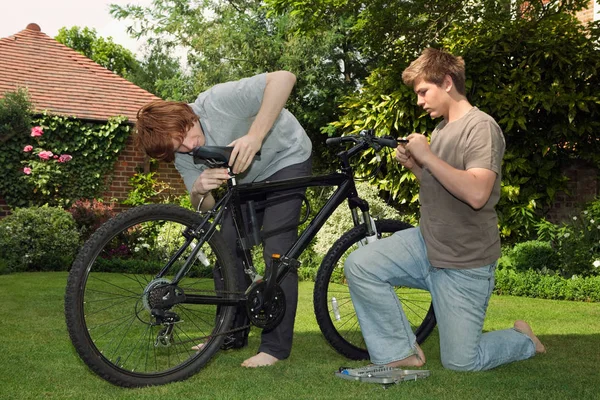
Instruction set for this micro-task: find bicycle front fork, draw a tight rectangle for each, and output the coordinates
[350,207,378,246]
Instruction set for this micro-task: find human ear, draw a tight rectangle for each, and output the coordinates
[443,75,453,93]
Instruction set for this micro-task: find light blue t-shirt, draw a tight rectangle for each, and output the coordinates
[174,73,312,192]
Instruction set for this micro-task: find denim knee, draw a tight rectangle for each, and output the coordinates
[343,250,362,283]
[441,355,482,372]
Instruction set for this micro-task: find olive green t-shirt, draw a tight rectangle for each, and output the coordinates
[419,107,505,269]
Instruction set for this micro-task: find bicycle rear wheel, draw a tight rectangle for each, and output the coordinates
[314,219,436,360]
[65,204,237,387]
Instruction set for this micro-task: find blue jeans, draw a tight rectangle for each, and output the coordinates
[344,227,536,371]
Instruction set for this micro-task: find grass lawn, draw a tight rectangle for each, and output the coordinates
[1,272,599,400]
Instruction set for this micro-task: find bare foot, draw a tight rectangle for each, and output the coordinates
[386,343,426,368]
[191,343,205,351]
[514,320,546,353]
[241,352,279,368]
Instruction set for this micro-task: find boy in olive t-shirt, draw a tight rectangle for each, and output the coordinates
[344,48,545,371]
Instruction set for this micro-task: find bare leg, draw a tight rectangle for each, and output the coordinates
[514,320,546,353]
[241,352,279,368]
[385,343,426,368]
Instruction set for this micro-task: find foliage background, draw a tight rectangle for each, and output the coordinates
[104,0,600,243]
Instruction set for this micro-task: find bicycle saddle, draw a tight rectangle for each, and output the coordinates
[189,146,262,168]
[192,146,232,167]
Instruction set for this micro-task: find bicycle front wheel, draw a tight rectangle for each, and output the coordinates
[65,204,237,387]
[314,219,436,360]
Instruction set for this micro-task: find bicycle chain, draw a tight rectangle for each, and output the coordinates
[162,287,251,347]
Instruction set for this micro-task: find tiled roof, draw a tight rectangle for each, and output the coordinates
[0,23,160,123]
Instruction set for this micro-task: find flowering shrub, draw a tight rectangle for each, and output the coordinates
[21,126,73,203]
[313,181,411,256]
[68,199,116,241]
[0,89,130,209]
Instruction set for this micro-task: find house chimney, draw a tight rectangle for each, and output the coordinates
[26,23,41,32]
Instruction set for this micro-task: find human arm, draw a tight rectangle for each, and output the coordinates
[405,133,497,210]
[228,71,297,174]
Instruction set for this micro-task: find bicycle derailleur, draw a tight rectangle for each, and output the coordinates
[141,278,186,347]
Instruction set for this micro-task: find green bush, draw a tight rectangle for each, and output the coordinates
[507,240,560,273]
[0,206,80,273]
[313,181,413,256]
[329,8,600,244]
[494,268,600,302]
[123,171,173,206]
[536,199,600,278]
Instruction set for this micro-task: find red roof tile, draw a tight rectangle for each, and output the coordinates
[0,23,160,123]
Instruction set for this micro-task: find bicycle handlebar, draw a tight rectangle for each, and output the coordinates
[326,129,403,151]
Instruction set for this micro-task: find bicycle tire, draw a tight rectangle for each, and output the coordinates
[314,219,437,360]
[65,204,237,387]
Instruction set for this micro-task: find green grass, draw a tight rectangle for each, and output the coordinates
[1,272,599,400]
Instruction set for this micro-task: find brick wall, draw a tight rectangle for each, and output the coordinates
[545,161,599,223]
[0,198,9,217]
[576,0,596,24]
[102,136,188,213]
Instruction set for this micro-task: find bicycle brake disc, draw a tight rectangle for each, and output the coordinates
[246,281,286,330]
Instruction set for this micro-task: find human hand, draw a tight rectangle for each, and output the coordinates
[403,133,432,167]
[192,168,230,195]
[395,140,416,169]
[228,134,262,174]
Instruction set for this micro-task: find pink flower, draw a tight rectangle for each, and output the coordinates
[58,154,73,163]
[23,145,33,152]
[23,167,32,175]
[38,150,53,160]
[30,126,43,137]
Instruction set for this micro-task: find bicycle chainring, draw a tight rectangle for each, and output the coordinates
[245,281,286,330]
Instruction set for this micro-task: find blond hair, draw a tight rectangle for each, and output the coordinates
[402,48,466,95]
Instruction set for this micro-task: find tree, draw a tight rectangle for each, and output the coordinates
[55,26,139,78]
[327,0,600,242]
[56,26,194,101]
[110,0,368,169]
[110,0,600,240]
[128,41,196,101]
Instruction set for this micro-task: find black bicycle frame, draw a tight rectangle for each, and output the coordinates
[179,173,374,307]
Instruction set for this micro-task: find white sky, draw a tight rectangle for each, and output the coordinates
[0,0,153,55]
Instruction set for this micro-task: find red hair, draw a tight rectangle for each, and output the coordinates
[135,100,199,162]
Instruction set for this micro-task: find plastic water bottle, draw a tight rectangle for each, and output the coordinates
[190,242,210,266]
[331,297,341,321]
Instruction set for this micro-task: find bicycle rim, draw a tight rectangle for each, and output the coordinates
[65,204,237,387]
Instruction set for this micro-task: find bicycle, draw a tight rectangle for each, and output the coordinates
[64,130,436,387]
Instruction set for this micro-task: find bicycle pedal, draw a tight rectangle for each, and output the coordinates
[335,366,430,385]
[220,334,248,350]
